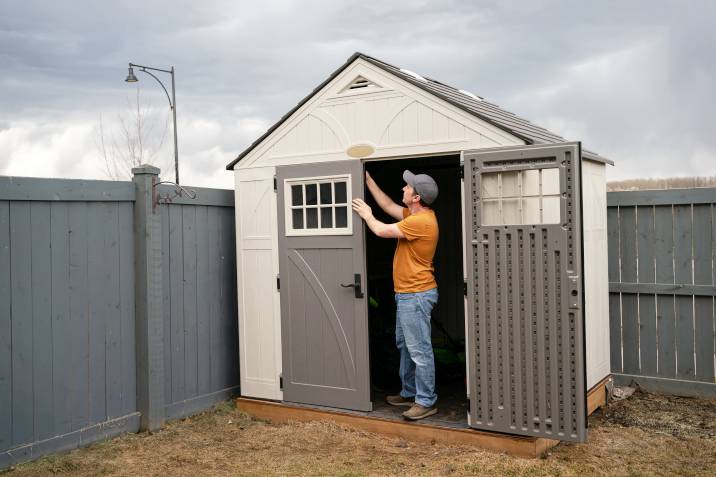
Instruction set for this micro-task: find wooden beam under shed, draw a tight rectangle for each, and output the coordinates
[236,398,559,458]
[236,376,611,458]
[587,375,612,416]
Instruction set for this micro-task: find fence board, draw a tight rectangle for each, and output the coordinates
[68,202,90,431]
[118,202,136,416]
[105,203,123,419]
[654,206,675,283]
[87,204,108,424]
[657,295,677,377]
[637,206,657,374]
[10,202,33,446]
[693,204,714,380]
[182,206,199,400]
[609,293,622,372]
[208,207,223,391]
[653,206,676,377]
[161,206,172,404]
[31,202,54,441]
[221,207,239,388]
[196,206,211,395]
[673,205,694,378]
[51,204,72,436]
[0,177,135,202]
[607,207,620,282]
[620,207,637,283]
[168,206,185,403]
[608,187,716,206]
[0,202,11,450]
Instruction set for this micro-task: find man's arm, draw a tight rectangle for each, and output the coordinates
[365,172,404,221]
[352,198,405,239]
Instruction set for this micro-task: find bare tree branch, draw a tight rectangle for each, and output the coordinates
[95,86,172,181]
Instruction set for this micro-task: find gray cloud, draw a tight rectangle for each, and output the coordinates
[1,0,714,184]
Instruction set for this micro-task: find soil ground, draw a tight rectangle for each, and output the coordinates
[3,389,715,477]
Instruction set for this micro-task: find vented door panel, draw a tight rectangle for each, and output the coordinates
[463,143,586,442]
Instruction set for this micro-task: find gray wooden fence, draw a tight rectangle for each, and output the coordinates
[608,188,716,397]
[159,185,239,419]
[0,169,238,469]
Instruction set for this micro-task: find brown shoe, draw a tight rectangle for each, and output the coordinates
[402,404,438,420]
[386,394,414,407]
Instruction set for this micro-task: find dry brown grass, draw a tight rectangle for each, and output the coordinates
[3,391,715,477]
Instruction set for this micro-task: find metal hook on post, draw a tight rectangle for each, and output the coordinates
[152,180,197,208]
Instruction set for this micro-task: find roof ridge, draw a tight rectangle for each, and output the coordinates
[227,52,604,170]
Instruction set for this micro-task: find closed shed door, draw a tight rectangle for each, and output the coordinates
[463,143,587,442]
[276,160,371,411]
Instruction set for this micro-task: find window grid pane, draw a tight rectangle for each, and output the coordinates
[480,168,561,225]
[286,177,351,233]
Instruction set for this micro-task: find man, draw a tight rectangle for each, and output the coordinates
[351,169,439,420]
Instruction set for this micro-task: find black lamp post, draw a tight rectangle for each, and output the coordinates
[125,63,180,185]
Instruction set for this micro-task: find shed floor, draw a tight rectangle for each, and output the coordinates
[370,382,468,428]
[283,381,468,429]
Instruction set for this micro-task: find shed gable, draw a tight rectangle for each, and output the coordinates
[235,59,523,169]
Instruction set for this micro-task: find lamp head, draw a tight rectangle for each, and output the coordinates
[125,66,138,83]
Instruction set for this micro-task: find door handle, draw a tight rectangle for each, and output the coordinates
[340,273,364,299]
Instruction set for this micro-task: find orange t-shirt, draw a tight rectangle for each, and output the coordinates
[393,208,439,293]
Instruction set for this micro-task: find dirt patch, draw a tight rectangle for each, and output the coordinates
[3,393,715,477]
[600,389,716,439]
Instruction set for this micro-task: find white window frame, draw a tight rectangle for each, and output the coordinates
[480,167,563,226]
[283,174,353,236]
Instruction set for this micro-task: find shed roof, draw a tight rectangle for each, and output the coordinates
[227,52,611,169]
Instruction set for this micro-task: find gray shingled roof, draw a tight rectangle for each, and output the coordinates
[227,52,610,169]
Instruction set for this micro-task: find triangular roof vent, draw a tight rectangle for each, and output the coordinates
[341,75,380,93]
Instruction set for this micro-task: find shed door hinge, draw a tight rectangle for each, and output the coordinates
[463,280,468,296]
[279,374,283,390]
[459,167,464,180]
[276,275,280,291]
[273,176,277,191]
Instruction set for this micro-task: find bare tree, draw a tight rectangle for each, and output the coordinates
[96,87,171,180]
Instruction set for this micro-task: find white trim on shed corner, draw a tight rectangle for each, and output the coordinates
[234,166,283,401]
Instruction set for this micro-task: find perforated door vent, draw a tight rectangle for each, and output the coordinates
[463,143,586,443]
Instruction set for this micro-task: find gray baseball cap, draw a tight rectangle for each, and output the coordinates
[403,170,439,205]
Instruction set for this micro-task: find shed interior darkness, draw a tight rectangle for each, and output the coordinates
[364,155,468,426]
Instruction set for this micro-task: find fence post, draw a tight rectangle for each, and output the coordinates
[132,165,165,431]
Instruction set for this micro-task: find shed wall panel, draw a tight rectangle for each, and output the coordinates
[581,160,610,389]
[234,168,283,400]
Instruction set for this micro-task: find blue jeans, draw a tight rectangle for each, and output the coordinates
[395,288,438,407]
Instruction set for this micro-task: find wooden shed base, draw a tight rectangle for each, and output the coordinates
[587,375,612,415]
[236,375,611,459]
[237,398,557,458]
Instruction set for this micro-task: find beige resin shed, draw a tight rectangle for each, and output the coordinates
[226,52,612,443]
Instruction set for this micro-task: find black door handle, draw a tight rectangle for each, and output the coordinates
[340,273,364,299]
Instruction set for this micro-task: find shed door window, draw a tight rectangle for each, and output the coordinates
[285,175,351,235]
[481,168,561,225]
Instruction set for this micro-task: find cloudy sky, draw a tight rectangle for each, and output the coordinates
[1,0,714,188]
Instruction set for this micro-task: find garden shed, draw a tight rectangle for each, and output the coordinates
[226,52,612,446]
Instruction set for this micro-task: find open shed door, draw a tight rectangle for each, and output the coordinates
[463,142,587,442]
[276,160,371,411]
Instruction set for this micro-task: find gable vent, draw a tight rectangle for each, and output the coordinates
[341,76,379,93]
